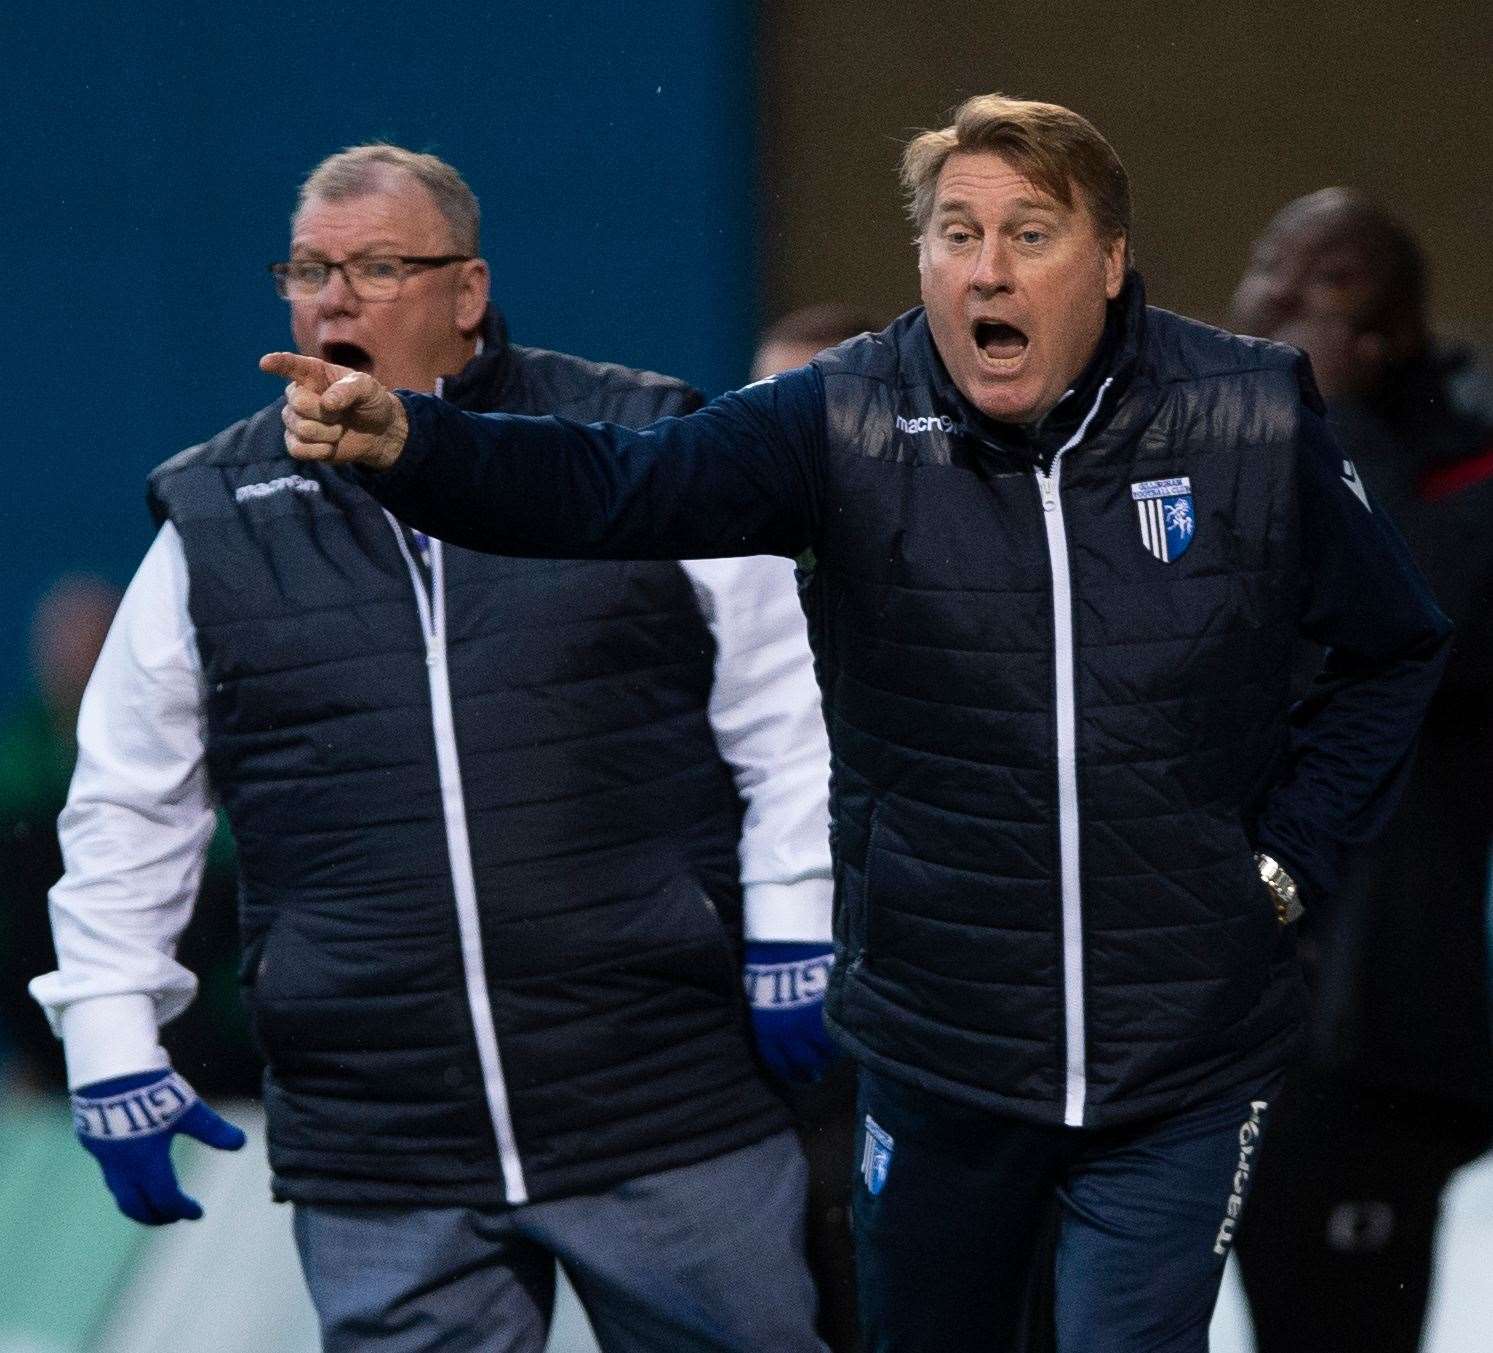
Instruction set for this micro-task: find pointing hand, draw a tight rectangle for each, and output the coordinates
[259,351,409,471]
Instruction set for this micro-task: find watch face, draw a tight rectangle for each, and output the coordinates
[1258,855,1288,887]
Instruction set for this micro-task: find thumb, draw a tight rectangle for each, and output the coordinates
[177,1099,248,1152]
[321,371,385,416]
[259,350,342,392]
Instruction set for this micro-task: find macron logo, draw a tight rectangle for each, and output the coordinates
[896,413,962,436]
[235,475,323,503]
[1212,1099,1269,1255]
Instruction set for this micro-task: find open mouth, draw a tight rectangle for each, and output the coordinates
[972,320,1029,362]
[321,341,373,372]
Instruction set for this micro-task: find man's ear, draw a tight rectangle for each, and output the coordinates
[1103,234,1127,299]
[456,258,491,335]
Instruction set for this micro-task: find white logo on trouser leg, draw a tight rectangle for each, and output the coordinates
[1213,1099,1268,1255]
[861,1115,894,1195]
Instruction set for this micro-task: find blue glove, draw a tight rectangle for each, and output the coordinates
[72,1068,247,1225]
[743,942,838,1083]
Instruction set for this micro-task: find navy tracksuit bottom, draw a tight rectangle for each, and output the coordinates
[853,1069,1281,1352]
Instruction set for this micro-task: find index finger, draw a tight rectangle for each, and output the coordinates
[259,351,339,393]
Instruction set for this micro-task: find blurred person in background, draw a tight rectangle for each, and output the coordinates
[265,96,1451,1352]
[1231,188,1493,1353]
[754,302,880,1353]
[32,144,834,1353]
[752,304,879,384]
[0,577,120,1087]
[0,578,254,1097]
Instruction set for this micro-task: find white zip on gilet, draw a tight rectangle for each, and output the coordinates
[386,514,529,1203]
[1033,377,1113,1129]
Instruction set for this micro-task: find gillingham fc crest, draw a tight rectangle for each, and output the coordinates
[861,1115,894,1195]
[1131,477,1195,562]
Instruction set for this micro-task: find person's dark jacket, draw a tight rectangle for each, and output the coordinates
[356,279,1450,1129]
[1305,348,1493,1109]
[148,312,789,1205]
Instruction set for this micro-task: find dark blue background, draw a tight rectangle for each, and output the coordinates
[1,2,756,701]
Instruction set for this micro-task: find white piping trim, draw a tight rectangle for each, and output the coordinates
[386,515,528,1203]
[1034,378,1113,1128]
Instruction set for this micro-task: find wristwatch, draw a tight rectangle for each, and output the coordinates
[1255,853,1305,926]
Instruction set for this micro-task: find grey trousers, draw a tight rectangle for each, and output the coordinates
[293,1129,828,1352]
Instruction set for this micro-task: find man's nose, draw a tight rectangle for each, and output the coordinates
[316,265,361,314]
[969,239,1013,294]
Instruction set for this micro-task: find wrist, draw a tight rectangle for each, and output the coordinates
[376,395,410,472]
[744,943,834,1010]
[60,994,167,1089]
[744,940,834,965]
[742,877,834,945]
[73,1069,197,1140]
[77,1068,176,1097]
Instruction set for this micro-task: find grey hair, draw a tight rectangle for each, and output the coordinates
[296,144,480,254]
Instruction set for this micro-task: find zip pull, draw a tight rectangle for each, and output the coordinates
[1038,472,1058,512]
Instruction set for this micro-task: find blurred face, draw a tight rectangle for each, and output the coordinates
[289,170,489,393]
[919,151,1126,423]
[751,338,827,381]
[1233,214,1384,340]
[31,580,120,722]
[1231,205,1418,399]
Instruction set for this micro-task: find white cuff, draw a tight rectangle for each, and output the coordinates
[743,876,834,944]
[59,994,170,1090]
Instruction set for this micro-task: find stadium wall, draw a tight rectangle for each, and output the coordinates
[0,1,756,702]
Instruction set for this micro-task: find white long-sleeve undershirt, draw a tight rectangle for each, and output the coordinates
[31,523,833,1087]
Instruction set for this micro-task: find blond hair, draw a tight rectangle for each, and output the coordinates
[297,144,480,254]
[901,94,1130,253]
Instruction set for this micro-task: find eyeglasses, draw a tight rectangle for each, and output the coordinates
[268,254,472,301]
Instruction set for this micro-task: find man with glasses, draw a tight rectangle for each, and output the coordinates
[33,145,834,1352]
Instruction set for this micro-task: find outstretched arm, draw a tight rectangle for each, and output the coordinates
[259,353,824,561]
